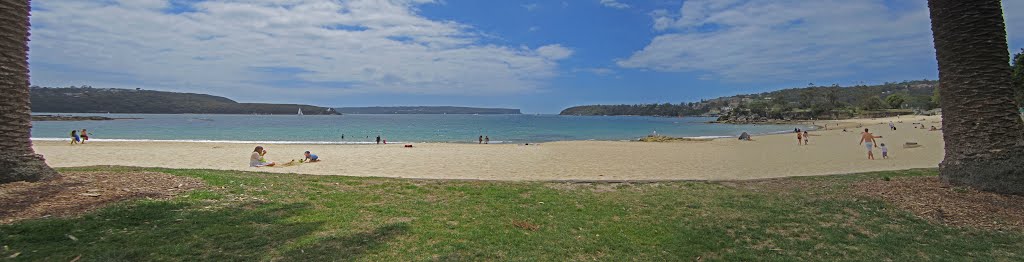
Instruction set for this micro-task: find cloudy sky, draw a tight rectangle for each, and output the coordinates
[29,0,1024,113]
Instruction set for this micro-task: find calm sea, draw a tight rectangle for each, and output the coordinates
[31,113,811,144]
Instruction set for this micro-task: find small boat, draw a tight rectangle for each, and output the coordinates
[298,108,304,116]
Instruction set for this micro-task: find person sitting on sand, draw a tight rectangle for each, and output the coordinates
[250,146,276,167]
[303,151,320,163]
[930,126,940,131]
[70,130,80,145]
[859,129,882,160]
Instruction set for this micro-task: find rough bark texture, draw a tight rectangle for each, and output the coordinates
[929,0,1024,194]
[0,0,59,183]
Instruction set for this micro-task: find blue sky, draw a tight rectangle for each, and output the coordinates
[28,0,1024,113]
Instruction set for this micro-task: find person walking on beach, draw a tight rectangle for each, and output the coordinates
[485,136,490,144]
[803,131,809,145]
[859,128,880,160]
[80,129,91,144]
[880,143,889,159]
[376,135,381,144]
[889,121,896,131]
[70,130,80,145]
[479,135,483,144]
[796,129,803,146]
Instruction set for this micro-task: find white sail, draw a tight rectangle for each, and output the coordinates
[298,108,304,115]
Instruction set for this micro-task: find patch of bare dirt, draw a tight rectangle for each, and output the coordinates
[0,171,205,224]
[853,176,1024,231]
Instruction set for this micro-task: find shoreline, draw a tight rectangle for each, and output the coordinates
[31,117,830,144]
[34,115,945,181]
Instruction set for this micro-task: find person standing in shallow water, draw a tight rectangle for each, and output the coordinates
[376,135,381,144]
[479,135,483,144]
[485,136,490,144]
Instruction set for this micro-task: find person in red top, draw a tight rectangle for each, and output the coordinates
[80,129,91,144]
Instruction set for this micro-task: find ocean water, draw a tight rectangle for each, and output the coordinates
[31,113,812,144]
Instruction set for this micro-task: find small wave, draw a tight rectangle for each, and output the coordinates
[31,138,402,145]
[681,135,734,140]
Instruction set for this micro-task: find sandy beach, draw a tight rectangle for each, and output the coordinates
[33,115,945,181]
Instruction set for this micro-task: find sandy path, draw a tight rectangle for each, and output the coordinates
[34,115,945,181]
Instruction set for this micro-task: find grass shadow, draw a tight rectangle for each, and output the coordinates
[280,223,410,261]
[1,200,323,261]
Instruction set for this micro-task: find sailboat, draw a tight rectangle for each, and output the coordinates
[297,108,304,116]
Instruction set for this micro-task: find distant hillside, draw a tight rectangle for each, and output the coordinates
[560,80,939,120]
[30,86,340,115]
[335,106,520,114]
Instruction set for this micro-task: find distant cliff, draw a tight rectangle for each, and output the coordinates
[30,86,340,115]
[335,106,521,114]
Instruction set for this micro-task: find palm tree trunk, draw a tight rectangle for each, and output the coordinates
[929,0,1024,194]
[0,0,59,183]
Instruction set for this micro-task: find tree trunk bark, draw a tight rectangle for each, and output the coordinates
[929,0,1024,194]
[0,0,59,183]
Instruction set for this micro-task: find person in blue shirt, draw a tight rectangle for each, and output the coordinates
[303,151,320,162]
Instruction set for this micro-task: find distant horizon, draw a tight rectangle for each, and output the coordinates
[27,1,1023,114]
[34,78,937,114]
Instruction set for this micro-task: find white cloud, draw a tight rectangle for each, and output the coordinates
[28,0,573,102]
[599,0,629,9]
[621,0,935,82]
[536,44,574,60]
[624,0,1024,82]
[522,3,539,11]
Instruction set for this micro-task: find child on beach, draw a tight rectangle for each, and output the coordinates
[80,129,91,143]
[803,131,809,145]
[303,151,320,163]
[70,130,80,145]
[880,143,889,159]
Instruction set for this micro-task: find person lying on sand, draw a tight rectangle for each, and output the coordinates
[250,146,276,167]
[303,151,320,163]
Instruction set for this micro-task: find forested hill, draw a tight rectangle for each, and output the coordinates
[560,80,940,117]
[335,106,521,114]
[30,86,340,115]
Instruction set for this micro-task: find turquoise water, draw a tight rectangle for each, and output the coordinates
[31,114,811,144]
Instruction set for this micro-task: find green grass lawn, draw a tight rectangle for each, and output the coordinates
[2,167,1022,261]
